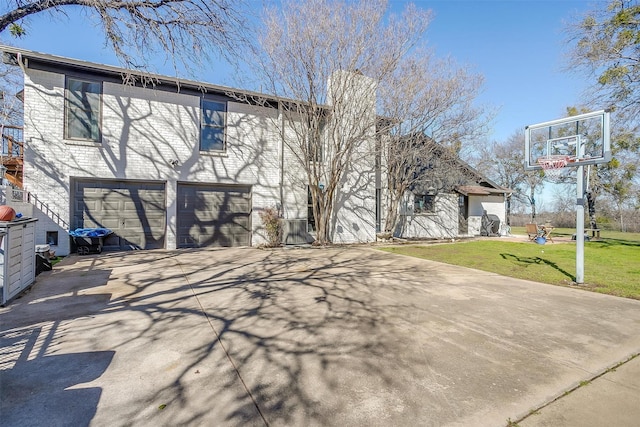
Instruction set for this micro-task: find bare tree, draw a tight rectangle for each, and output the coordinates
[377,53,488,233]
[0,61,22,125]
[253,0,490,243]
[0,0,247,73]
[476,131,544,224]
[254,0,432,244]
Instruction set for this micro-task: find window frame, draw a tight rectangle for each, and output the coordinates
[64,76,102,143]
[200,98,228,153]
[414,193,436,214]
[307,115,328,163]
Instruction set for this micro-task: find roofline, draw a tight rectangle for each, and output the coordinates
[1,46,509,193]
[459,160,505,190]
[455,186,513,196]
[414,136,507,191]
[0,44,299,106]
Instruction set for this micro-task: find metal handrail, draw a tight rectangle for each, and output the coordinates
[0,186,69,230]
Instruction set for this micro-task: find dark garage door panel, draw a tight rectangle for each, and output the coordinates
[177,184,251,248]
[73,179,166,250]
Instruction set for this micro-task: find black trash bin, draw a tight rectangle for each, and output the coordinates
[35,244,52,275]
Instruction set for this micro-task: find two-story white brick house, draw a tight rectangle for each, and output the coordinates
[1,46,509,256]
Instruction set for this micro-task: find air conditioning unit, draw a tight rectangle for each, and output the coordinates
[283,219,314,245]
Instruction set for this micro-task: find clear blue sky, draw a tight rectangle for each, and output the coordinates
[2,0,592,145]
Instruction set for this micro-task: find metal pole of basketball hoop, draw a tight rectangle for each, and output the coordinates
[575,125,587,285]
[576,164,585,284]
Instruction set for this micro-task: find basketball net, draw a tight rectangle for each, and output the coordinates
[537,155,569,182]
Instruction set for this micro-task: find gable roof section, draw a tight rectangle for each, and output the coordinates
[413,137,512,195]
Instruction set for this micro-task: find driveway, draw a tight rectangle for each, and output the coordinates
[1,247,639,426]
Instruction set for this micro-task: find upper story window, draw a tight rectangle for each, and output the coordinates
[307,139,323,162]
[308,119,327,162]
[65,77,101,142]
[201,99,227,152]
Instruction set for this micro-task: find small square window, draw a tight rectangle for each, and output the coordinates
[46,231,59,246]
[201,99,226,151]
[414,194,435,214]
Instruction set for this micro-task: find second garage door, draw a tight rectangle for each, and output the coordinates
[177,183,252,248]
[72,179,166,251]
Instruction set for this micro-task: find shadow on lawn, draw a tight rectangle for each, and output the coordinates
[500,253,575,282]
[588,238,640,248]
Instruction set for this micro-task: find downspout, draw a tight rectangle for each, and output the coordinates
[16,52,27,72]
[279,102,285,217]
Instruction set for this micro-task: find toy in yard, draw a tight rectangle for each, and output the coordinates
[69,228,112,255]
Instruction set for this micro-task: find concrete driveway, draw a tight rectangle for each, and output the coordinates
[1,247,639,426]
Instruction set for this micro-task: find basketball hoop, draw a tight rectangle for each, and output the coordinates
[537,155,568,181]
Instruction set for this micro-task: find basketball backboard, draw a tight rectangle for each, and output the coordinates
[524,110,611,171]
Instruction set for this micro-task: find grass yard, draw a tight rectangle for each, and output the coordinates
[380,230,640,300]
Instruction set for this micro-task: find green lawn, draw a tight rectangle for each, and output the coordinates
[379,231,640,300]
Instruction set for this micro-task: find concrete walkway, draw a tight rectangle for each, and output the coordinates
[1,247,639,426]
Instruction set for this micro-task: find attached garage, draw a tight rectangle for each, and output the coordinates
[72,179,166,251]
[177,183,252,248]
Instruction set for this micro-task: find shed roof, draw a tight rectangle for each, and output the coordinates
[456,185,512,196]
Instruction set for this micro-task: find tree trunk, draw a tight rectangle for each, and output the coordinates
[383,193,400,234]
[586,191,598,230]
[311,185,329,245]
[529,191,536,222]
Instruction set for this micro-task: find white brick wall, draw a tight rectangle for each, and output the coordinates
[23,68,285,252]
[398,193,459,239]
[469,195,506,225]
[21,61,487,250]
[467,194,507,236]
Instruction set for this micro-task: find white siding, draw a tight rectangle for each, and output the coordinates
[19,59,504,251]
[398,193,458,239]
[23,69,283,253]
[467,194,506,236]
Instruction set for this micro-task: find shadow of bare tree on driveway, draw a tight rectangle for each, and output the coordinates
[2,247,640,426]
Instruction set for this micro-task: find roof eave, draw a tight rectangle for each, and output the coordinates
[0,44,314,108]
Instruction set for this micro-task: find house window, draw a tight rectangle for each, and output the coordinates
[65,77,101,142]
[308,139,323,162]
[46,231,58,246]
[414,194,436,214]
[201,99,226,152]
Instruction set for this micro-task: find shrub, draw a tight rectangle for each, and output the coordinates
[259,206,282,247]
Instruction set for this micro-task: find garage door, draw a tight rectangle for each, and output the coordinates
[177,183,251,248]
[72,179,166,250]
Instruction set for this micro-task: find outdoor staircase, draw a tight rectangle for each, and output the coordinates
[1,186,69,230]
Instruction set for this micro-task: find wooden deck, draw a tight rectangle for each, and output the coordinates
[1,125,23,188]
